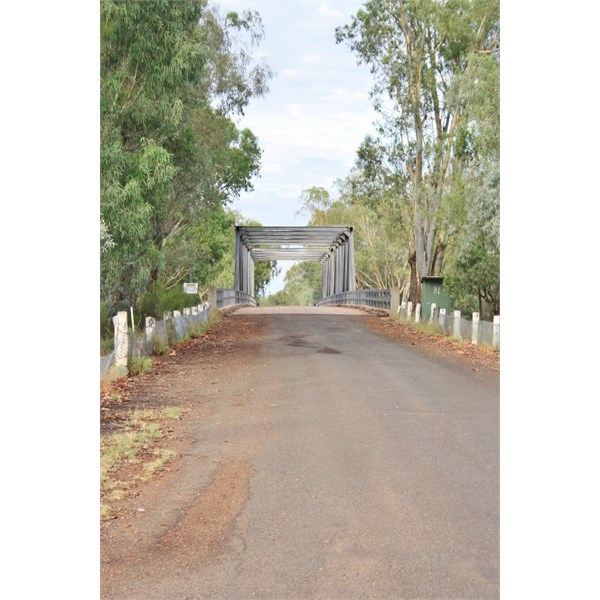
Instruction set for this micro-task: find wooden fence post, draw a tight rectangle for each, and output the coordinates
[471,312,480,345]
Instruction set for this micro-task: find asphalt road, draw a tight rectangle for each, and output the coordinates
[103,308,499,599]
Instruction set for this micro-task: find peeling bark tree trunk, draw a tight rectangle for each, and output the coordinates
[432,242,446,275]
[408,251,420,305]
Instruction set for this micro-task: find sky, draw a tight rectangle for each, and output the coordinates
[216,0,379,292]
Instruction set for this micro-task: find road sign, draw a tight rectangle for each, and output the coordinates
[183,282,198,294]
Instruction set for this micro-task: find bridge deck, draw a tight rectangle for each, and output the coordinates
[233,305,366,315]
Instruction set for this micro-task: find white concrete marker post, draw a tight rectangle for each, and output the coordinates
[453,310,461,339]
[471,312,480,345]
[429,303,437,324]
[145,316,156,342]
[439,308,447,330]
[493,315,500,349]
[390,287,400,316]
[113,311,129,368]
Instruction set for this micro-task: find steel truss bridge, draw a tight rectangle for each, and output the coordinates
[234,225,356,300]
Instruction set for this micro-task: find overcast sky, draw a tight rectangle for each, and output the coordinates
[215,0,378,291]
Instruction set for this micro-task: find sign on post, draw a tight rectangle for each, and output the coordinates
[183,282,198,295]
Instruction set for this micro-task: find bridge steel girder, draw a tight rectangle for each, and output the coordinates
[235,225,356,298]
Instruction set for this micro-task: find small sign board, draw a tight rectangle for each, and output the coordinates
[183,282,198,294]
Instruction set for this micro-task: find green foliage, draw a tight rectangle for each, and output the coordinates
[295,184,410,294]
[138,284,199,322]
[262,262,321,306]
[444,237,499,320]
[206,210,280,295]
[149,330,170,356]
[127,355,153,377]
[336,0,500,304]
[100,302,112,339]
[443,158,499,318]
[187,320,210,339]
[100,0,272,316]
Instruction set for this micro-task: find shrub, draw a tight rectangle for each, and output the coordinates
[149,330,170,355]
[138,283,199,321]
[100,336,114,355]
[127,355,152,376]
[100,302,112,337]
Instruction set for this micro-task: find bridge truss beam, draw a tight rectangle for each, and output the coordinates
[234,226,356,299]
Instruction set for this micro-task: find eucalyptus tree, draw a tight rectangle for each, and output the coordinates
[100,0,272,312]
[336,0,499,303]
[296,184,409,293]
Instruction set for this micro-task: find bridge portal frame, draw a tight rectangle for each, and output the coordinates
[234,225,356,299]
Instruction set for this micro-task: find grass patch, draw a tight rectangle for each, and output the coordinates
[150,330,170,355]
[392,315,445,337]
[100,407,184,520]
[144,449,177,477]
[163,406,184,420]
[100,504,112,520]
[127,355,152,376]
[188,320,209,338]
[101,336,114,355]
[413,320,444,336]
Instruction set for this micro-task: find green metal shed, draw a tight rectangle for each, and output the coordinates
[421,276,452,320]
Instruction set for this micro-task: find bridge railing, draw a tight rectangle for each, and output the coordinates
[316,289,391,310]
[215,287,258,309]
[317,290,500,349]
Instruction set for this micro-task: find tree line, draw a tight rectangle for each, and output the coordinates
[101,0,500,326]
[100,0,277,333]
[271,0,499,320]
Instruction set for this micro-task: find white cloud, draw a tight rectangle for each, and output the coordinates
[301,54,323,63]
[284,103,306,118]
[317,3,346,19]
[222,1,378,245]
[281,68,303,79]
[260,162,282,174]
